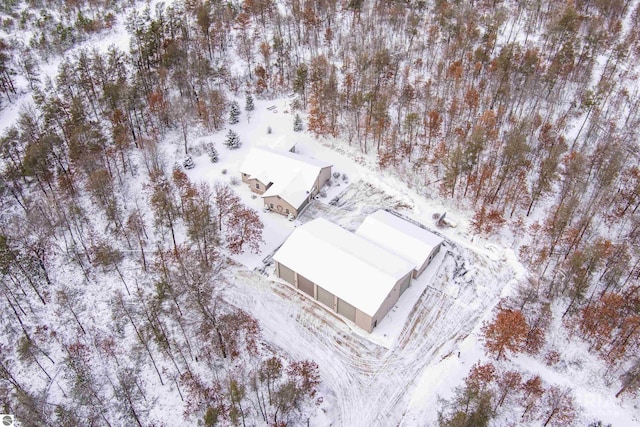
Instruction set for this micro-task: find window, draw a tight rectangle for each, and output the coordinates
[286,209,289,214]
[270,203,273,208]
[255,183,260,189]
[373,320,377,328]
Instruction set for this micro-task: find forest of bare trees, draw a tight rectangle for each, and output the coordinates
[0,0,639,425]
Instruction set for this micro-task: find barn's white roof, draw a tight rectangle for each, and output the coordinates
[356,210,444,272]
[273,218,414,317]
[239,147,331,209]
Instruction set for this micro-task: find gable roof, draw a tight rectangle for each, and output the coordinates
[239,147,331,209]
[256,136,296,152]
[355,210,444,271]
[273,218,414,317]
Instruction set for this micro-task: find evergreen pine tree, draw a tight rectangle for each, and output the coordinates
[229,101,240,124]
[206,143,219,163]
[245,94,255,112]
[293,113,303,132]
[225,130,241,149]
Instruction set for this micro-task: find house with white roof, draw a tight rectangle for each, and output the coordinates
[240,147,332,218]
[273,218,414,332]
[356,210,444,278]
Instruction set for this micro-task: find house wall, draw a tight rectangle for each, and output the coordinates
[263,195,298,217]
[400,272,411,294]
[297,194,311,213]
[274,262,410,333]
[355,310,374,332]
[337,298,356,322]
[297,274,314,297]
[241,173,272,194]
[371,271,413,328]
[314,166,332,195]
[247,178,270,194]
[316,285,335,309]
[276,262,295,286]
[414,243,442,278]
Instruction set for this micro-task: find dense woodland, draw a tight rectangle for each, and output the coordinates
[0,0,639,425]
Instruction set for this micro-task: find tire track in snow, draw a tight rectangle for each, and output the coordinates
[219,268,377,424]
[365,250,504,426]
[221,238,509,426]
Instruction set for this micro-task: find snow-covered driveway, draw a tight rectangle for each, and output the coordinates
[218,182,515,426]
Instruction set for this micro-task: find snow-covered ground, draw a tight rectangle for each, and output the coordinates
[2,1,639,423]
[1,59,636,427]
[167,95,639,425]
[151,95,521,425]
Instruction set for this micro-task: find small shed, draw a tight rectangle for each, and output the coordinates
[356,210,444,278]
[273,218,414,332]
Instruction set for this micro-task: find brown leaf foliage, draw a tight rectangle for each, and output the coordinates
[482,308,528,360]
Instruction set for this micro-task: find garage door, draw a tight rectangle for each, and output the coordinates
[337,298,356,322]
[316,286,335,309]
[399,274,411,295]
[278,263,295,285]
[297,274,314,297]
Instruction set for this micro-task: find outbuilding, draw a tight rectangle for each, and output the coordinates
[273,218,414,332]
[356,210,444,278]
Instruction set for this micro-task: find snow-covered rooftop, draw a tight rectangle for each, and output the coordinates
[356,210,444,272]
[273,218,414,317]
[256,135,296,152]
[239,147,331,209]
